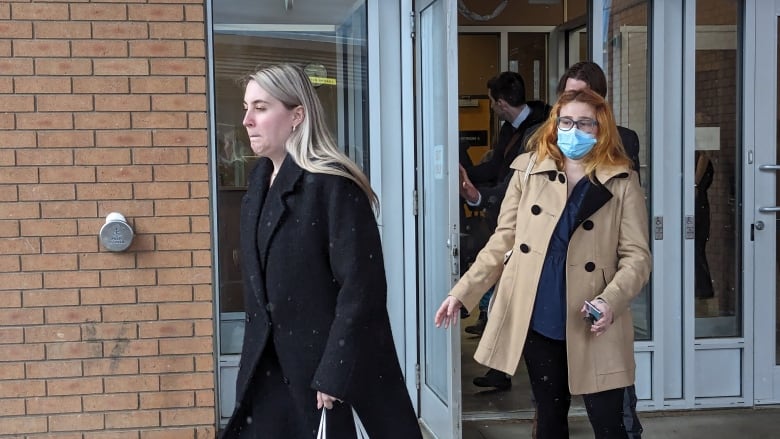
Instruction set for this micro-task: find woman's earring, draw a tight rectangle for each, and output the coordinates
[292,124,297,132]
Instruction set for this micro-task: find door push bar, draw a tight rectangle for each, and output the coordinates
[758,164,780,212]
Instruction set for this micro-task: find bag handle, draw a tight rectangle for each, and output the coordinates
[317,407,369,439]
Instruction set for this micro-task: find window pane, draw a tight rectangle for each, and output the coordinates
[212,0,369,355]
[602,0,651,341]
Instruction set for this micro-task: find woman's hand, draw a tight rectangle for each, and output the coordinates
[316,391,341,410]
[434,296,464,329]
[581,299,613,336]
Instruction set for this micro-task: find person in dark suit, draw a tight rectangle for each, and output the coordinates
[221,64,421,439]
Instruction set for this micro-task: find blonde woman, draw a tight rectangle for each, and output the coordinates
[222,64,421,439]
[436,89,651,438]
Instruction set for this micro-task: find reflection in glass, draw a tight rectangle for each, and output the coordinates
[211,0,369,354]
[693,0,742,338]
[602,0,651,341]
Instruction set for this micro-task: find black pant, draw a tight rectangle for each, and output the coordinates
[523,330,641,439]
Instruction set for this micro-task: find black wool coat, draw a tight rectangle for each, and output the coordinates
[221,155,421,439]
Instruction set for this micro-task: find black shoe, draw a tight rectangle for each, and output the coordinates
[472,368,511,390]
[465,311,487,336]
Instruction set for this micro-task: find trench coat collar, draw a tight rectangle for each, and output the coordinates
[522,152,631,184]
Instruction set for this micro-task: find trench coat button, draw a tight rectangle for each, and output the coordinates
[558,173,566,183]
[531,205,542,215]
[548,172,557,181]
[519,243,530,253]
[583,220,594,230]
[585,262,596,272]
[282,376,290,385]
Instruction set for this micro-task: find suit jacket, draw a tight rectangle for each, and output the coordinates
[222,155,421,439]
[451,152,652,395]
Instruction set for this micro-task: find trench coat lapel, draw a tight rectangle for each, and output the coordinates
[256,155,304,271]
[574,167,631,226]
[241,158,272,307]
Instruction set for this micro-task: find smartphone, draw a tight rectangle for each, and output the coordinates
[584,300,603,324]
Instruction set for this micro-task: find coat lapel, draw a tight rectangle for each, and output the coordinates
[574,166,631,226]
[256,155,305,271]
[241,158,273,307]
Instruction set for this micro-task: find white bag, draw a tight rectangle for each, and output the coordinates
[316,406,369,439]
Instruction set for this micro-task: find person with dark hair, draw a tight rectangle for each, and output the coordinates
[438,89,652,439]
[221,64,421,439]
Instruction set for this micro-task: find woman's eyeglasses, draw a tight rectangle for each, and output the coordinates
[557,117,598,133]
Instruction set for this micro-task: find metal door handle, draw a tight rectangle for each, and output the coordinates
[758,206,780,213]
[759,164,780,171]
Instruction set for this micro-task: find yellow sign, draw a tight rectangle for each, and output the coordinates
[309,76,336,86]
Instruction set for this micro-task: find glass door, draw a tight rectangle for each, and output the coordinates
[752,0,780,405]
[415,0,461,437]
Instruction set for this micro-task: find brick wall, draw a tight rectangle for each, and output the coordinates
[0,1,215,437]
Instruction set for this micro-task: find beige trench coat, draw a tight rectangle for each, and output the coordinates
[450,152,652,395]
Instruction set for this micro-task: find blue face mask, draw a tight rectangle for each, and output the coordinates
[557,128,597,160]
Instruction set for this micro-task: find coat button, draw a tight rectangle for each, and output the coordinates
[558,173,566,183]
[282,376,290,385]
[531,205,542,215]
[585,262,596,272]
[547,172,557,181]
[520,243,530,253]
[583,220,594,230]
[245,314,251,323]
[266,321,273,327]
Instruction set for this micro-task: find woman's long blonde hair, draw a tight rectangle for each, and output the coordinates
[526,89,631,178]
[245,64,379,212]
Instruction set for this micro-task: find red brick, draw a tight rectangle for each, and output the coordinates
[42,236,99,253]
[152,95,206,112]
[153,130,206,147]
[94,59,149,76]
[70,4,128,21]
[104,339,159,357]
[0,40,7,56]
[0,290,22,308]
[82,322,137,341]
[37,94,94,112]
[134,147,189,165]
[13,39,71,57]
[73,112,131,130]
[160,373,213,392]
[47,377,103,396]
[0,272,42,291]
[130,77,186,94]
[160,407,214,426]
[0,380,46,398]
[35,58,93,76]
[0,327,23,343]
[0,363,25,380]
[159,337,211,355]
[39,166,96,183]
[26,396,82,414]
[46,341,103,360]
[21,253,77,271]
[130,40,185,58]
[133,217,190,233]
[17,149,72,166]
[0,131,36,147]
[155,200,210,217]
[83,393,138,412]
[45,305,101,324]
[72,40,128,58]
[49,412,104,431]
[132,112,188,128]
[34,21,92,39]
[134,182,190,199]
[185,5,204,22]
[158,267,210,285]
[85,431,139,439]
[105,410,159,429]
[73,76,130,94]
[100,269,157,288]
[193,321,212,337]
[41,200,98,218]
[102,304,157,322]
[76,182,134,200]
[15,76,71,93]
[187,76,206,93]
[83,358,138,376]
[12,3,69,20]
[19,184,76,201]
[0,57,34,75]
[139,391,193,409]
[0,168,38,184]
[80,287,136,305]
[0,415,47,434]
[97,200,154,219]
[0,344,44,361]
[22,289,80,307]
[26,361,82,379]
[0,186,18,202]
[0,94,34,112]
[155,234,210,251]
[17,112,74,130]
[0,398,25,416]
[44,271,101,289]
[141,428,197,439]
[0,21,33,38]
[128,4,183,21]
[104,375,159,393]
[78,252,136,270]
[74,148,131,165]
[92,22,149,40]
[188,147,208,164]
[0,221,20,238]
[150,59,205,76]
[137,285,192,303]
[149,23,204,40]
[0,308,43,325]
[25,325,82,343]
[97,165,153,183]
[191,182,209,198]
[95,94,151,112]
[195,390,213,407]
[95,130,152,147]
[20,219,78,237]
[138,321,193,339]
[0,149,14,166]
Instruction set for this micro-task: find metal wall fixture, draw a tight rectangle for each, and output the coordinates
[99,212,134,252]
